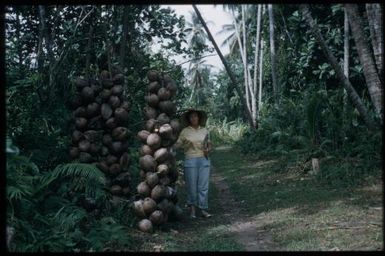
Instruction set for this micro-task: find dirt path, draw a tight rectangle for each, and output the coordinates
[210,165,276,251]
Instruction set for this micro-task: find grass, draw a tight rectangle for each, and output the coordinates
[210,145,383,251]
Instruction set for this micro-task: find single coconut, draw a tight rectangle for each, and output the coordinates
[157,87,171,101]
[96,161,109,173]
[78,140,91,152]
[101,103,113,120]
[73,106,87,117]
[110,141,124,155]
[102,79,114,88]
[105,118,117,130]
[138,219,153,233]
[158,101,176,116]
[137,181,151,197]
[106,154,118,165]
[139,144,153,156]
[109,95,121,109]
[145,172,159,188]
[72,130,83,143]
[75,117,87,130]
[159,176,171,186]
[151,184,167,201]
[89,143,100,155]
[144,106,158,120]
[112,127,129,141]
[154,148,169,163]
[81,86,94,102]
[102,133,113,146]
[114,108,129,123]
[74,77,89,89]
[137,130,150,143]
[156,164,169,176]
[109,163,122,175]
[111,85,123,96]
[69,147,79,159]
[147,70,159,81]
[143,197,157,215]
[133,200,146,218]
[119,152,130,169]
[100,89,111,100]
[100,70,110,80]
[120,101,130,112]
[147,81,161,93]
[149,210,164,225]
[101,146,109,156]
[145,119,158,132]
[79,152,93,163]
[139,155,156,172]
[157,113,170,125]
[115,172,131,187]
[145,94,159,108]
[146,133,161,150]
[158,124,173,139]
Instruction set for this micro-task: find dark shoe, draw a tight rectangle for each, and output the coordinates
[200,209,212,218]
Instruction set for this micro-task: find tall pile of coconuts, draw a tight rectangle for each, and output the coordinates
[69,68,132,199]
[134,70,183,233]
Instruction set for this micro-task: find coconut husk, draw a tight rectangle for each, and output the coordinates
[146,133,161,150]
[112,127,129,141]
[147,70,159,82]
[114,108,129,124]
[100,89,112,101]
[79,152,93,163]
[102,79,114,88]
[139,144,153,156]
[137,130,151,143]
[157,113,170,126]
[74,77,89,89]
[138,219,153,233]
[149,210,164,225]
[114,171,131,187]
[145,119,158,132]
[75,117,88,130]
[144,106,158,120]
[102,134,113,146]
[101,103,113,120]
[146,172,159,188]
[109,95,121,109]
[145,94,159,108]
[81,86,94,102]
[139,155,156,172]
[111,85,123,95]
[72,130,83,144]
[105,118,117,130]
[137,181,151,197]
[119,152,130,169]
[154,148,169,163]
[69,147,80,159]
[120,101,131,112]
[143,197,157,215]
[157,87,171,101]
[73,106,87,117]
[112,74,124,85]
[109,163,122,175]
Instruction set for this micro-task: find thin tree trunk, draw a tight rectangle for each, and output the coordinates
[345,4,383,121]
[37,5,47,103]
[268,4,278,105]
[252,5,262,126]
[119,5,130,69]
[300,4,378,130]
[15,9,23,72]
[343,7,350,119]
[258,38,264,118]
[193,4,255,129]
[366,3,383,79]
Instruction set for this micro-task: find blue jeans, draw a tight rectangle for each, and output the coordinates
[183,157,210,209]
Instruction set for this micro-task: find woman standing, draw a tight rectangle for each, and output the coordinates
[174,109,213,218]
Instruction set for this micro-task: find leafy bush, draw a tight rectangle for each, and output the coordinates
[206,117,248,145]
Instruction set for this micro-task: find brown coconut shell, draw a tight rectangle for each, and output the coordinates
[112,127,129,141]
[139,144,153,156]
[79,152,93,163]
[151,184,167,201]
[149,210,164,225]
[158,101,176,116]
[69,147,80,159]
[81,86,94,102]
[170,119,181,134]
[137,130,150,143]
[156,164,169,177]
[78,140,91,152]
[139,169,146,179]
[143,197,157,215]
[109,163,122,175]
[146,172,159,188]
[165,80,177,96]
[139,155,156,172]
[96,161,109,173]
[157,113,170,126]
[83,130,102,143]
[145,94,159,108]
[154,148,169,163]
[100,89,111,101]
[147,81,161,93]
[105,117,117,130]
[110,141,124,155]
[109,96,121,109]
[75,117,88,130]
[137,181,151,197]
[144,106,158,120]
[106,154,118,165]
[72,130,83,144]
[147,70,159,82]
[138,219,153,233]
[114,108,129,123]
[157,198,170,212]
[74,77,89,89]
[112,74,124,85]
[86,102,100,117]
[100,70,110,80]
[146,133,161,150]
[87,115,103,130]
[157,87,171,101]
[102,133,113,146]
[119,152,130,169]
[145,119,158,132]
[120,101,131,112]
[73,106,87,117]
[159,176,171,186]
[101,146,109,156]
[101,103,113,120]
[89,143,100,155]
[133,200,146,218]
[115,172,131,187]
[158,124,173,139]
[111,85,123,95]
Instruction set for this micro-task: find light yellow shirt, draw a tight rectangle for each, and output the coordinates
[175,126,210,159]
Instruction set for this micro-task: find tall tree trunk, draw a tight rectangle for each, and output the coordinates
[268,4,278,105]
[15,9,23,72]
[192,4,255,129]
[241,5,251,114]
[253,5,262,126]
[258,38,264,118]
[365,3,383,79]
[345,4,383,121]
[119,5,130,70]
[37,5,47,104]
[343,7,350,120]
[300,4,379,130]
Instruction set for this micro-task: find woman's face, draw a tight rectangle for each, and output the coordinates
[189,112,199,127]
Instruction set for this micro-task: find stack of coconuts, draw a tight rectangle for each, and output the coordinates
[134,70,184,233]
[69,69,132,198]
